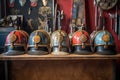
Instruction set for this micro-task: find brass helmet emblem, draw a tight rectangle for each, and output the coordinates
[102,34,110,42]
[8,34,17,43]
[32,35,41,44]
[79,34,87,43]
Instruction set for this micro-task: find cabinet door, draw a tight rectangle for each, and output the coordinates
[0,61,5,80]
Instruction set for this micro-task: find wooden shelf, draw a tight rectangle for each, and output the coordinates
[0,53,120,60]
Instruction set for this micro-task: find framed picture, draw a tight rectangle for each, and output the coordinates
[7,0,55,33]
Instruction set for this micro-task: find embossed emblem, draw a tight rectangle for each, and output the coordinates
[102,34,110,42]
[79,34,87,43]
[38,0,52,16]
[32,35,40,44]
[8,34,17,43]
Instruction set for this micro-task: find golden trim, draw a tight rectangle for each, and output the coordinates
[72,44,91,46]
[28,45,49,47]
[32,30,50,43]
[94,44,114,47]
[5,44,25,46]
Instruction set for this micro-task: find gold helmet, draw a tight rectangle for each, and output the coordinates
[51,30,70,55]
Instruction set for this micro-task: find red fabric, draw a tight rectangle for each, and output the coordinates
[56,0,73,33]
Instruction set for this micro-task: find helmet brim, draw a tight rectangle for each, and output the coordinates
[27,50,49,55]
[51,51,69,55]
[95,46,116,55]
[3,50,25,55]
[73,45,92,55]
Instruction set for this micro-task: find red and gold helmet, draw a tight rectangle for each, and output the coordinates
[4,30,29,55]
[72,30,92,54]
[51,30,70,55]
[28,30,50,55]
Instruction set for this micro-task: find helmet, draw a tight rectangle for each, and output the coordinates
[4,30,29,55]
[72,30,92,54]
[51,30,69,55]
[28,30,50,55]
[94,30,116,55]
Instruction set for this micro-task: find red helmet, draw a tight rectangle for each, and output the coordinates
[4,30,29,55]
[72,30,92,54]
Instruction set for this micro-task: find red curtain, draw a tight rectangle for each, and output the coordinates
[56,0,73,33]
[56,0,120,52]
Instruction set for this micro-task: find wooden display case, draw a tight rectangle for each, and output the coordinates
[0,53,120,80]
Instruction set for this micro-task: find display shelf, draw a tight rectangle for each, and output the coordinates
[0,53,120,60]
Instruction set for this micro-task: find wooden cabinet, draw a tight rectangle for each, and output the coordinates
[0,54,120,80]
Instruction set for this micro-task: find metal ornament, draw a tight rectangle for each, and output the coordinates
[95,0,118,10]
[102,34,110,42]
[38,17,48,32]
[79,34,87,43]
[51,30,69,55]
[27,18,33,30]
[38,0,52,17]
[30,0,38,7]
[68,19,76,40]
[53,4,58,31]
[19,0,26,6]
[32,35,40,44]
[8,33,17,43]
[28,8,32,15]
[51,31,64,46]
[32,32,40,49]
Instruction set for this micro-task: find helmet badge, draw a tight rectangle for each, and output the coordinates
[32,32,41,49]
[8,33,17,49]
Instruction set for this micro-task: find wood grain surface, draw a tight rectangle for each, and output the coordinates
[0,54,120,60]
[8,60,115,80]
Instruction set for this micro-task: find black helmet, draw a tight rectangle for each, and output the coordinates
[28,30,50,55]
